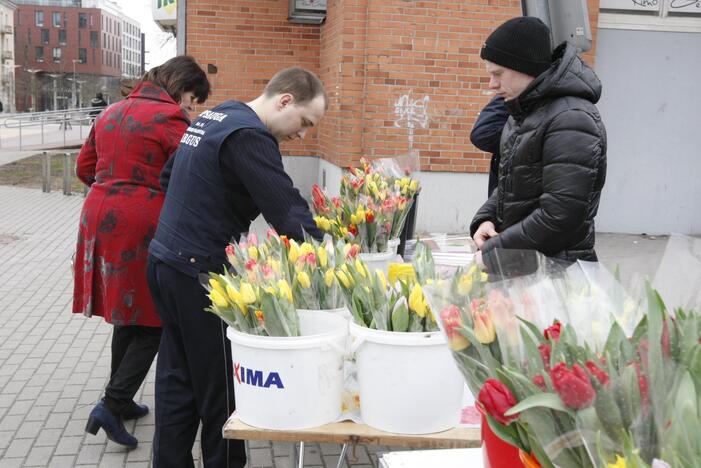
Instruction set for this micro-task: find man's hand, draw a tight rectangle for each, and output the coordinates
[473,221,498,249]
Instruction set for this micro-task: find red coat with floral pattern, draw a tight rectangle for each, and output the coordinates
[72,82,189,327]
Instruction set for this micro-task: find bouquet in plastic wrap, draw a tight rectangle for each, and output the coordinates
[425,247,701,468]
[311,157,420,252]
[336,241,437,332]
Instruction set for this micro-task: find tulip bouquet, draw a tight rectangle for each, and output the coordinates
[311,158,420,253]
[425,250,701,468]
[336,242,438,332]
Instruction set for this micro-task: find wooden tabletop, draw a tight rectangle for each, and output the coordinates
[223,416,481,449]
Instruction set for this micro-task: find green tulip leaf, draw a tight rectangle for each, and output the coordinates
[504,392,570,417]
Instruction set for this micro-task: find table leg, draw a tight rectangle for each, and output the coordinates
[335,443,348,468]
[298,441,305,468]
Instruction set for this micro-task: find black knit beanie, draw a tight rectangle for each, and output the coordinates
[480,17,553,78]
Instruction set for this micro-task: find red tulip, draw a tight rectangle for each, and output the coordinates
[550,363,596,410]
[631,361,650,409]
[661,319,670,357]
[477,379,519,425]
[439,305,470,351]
[532,374,547,391]
[585,360,610,386]
[365,210,375,224]
[544,322,561,341]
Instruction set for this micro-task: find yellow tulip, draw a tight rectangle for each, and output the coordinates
[300,242,314,256]
[209,289,229,308]
[607,456,627,468]
[209,278,226,296]
[317,246,328,268]
[225,286,247,314]
[388,263,416,285]
[353,258,366,278]
[480,272,489,282]
[277,279,293,302]
[336,270,352,288]
[473,313,496,344]
[240,282,257,304]
[288,240,300,263]
[324,269,335,287]
[249,246,259,261]
[350,214,358,225]
[457,274,474,295]
[225,284,239,302]
[297,271,311,289]
[408,284,428,317]
[409,179,419,192]
[271,259,281,274]
[375,270,387,291]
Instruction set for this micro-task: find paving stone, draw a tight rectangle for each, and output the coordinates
[54,435,82,455]
[24,445,56,466]
[4,437,33,458]
[75,443,104,465]
[47,455,77,467]
[14,420,44,439]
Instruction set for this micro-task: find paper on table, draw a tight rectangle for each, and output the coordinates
[379,447,483,468]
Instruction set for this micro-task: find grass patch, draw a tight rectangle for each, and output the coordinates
[0,153,85,193]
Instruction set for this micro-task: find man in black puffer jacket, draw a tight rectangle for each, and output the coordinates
[470,17,607,270]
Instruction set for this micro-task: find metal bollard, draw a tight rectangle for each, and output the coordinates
[41,151,51,193]
[63,152,71,196]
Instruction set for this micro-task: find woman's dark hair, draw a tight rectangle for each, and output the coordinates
[139,55,211,104]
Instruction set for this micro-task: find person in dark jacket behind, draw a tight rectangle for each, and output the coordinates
[470,95,508,197]
[147,66,326,468]
[470,16,607,270]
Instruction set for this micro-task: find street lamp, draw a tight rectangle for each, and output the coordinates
[26,68,41,112]
[72,59,81,108]
[48,73,61,111]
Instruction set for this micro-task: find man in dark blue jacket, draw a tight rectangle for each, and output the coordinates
[147,67,326,468]
[470,95,508,197]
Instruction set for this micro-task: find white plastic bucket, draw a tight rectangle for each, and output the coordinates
[388,238,400,256]
[297,306,351,321]
[359,249,395,276]
[349,321,463,434]
[227,310,348,430]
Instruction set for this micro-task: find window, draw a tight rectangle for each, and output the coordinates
[52,12,61,27]
[35,11,44,27]
[599,0,701,32]
[52,47,61,62]
[58,29,66,45]
[92,48,95,64]
[78,30,81,45]
[35,46,44,62]
[79,48,87,63]
[90,31,98,48]
[41,29,49,44]
[78,13,87,28]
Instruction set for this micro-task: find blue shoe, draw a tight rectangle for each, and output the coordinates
[122,401,149,420]
[85,401,138,449]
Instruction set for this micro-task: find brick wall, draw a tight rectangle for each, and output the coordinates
[186,0,323,157]
[187,0,600,172]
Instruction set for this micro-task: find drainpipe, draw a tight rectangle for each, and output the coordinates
[177,0,186,55]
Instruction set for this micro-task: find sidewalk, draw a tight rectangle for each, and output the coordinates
[0,186,669,467]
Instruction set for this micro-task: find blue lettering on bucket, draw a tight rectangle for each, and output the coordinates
[234,362,285,389]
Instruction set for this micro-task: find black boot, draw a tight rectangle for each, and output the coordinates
[122,401,149,420]
[85,401,138,449]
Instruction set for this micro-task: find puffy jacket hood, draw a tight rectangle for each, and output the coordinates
[507,42,602,117]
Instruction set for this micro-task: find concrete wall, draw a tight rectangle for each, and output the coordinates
[594,28,701,235]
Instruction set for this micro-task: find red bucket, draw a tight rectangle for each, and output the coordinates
[480,412,524,468]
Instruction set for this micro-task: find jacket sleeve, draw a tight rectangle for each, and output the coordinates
[76,126,97,186]
[481,109,603,260]
[470,96,509,154]
[469,191,498,238]
[158,107,189,192]
[223,129,324,241]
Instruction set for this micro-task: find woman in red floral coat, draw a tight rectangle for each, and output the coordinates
[73,56,210,448]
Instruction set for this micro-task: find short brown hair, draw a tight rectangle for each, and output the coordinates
[264,67,328,109]
[139,55,211,104]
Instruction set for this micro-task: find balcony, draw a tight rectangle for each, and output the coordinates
[1,25,12,35]
[1,50,13,61]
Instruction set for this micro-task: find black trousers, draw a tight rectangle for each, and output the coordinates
[104,325,161,416]
[147,256,246,468]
